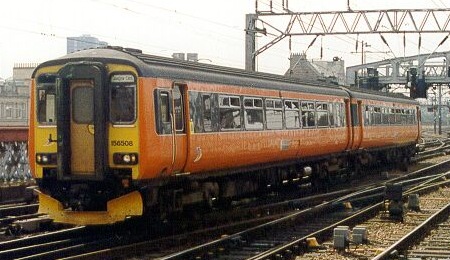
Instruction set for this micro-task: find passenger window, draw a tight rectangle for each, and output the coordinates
[72,86,94,124]
[285,100,300,129]
[266,99,283,130]
[173,85,184,132]
[244,97,263,130]
[37,88,56,124]
[364,106,371,126]
[189,91,202,132]
[335,103,344,127]
[389,108,395,125]
[316,102,329,127]
[350,103,359,126]
[36,74,56,124]
[328,103,335,127]
[110,74,136,124]
[189,92,219,133]
[400,109,407,125]
[373,107,382,125]
[155,91,172,134]
[202,94,213,132]
[382,107,389,125]
[408,109,415,124]
[301,101,315,128]
[219,95,241,131]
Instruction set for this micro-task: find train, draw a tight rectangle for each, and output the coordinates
[29,47,420,225]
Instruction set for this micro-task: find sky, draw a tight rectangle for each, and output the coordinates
[1,0,450,79]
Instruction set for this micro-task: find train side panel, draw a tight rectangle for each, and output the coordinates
[360,102,419,149]
[138,77,189,178]
[183,83,350,175]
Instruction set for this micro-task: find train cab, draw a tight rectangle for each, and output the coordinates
[31,51,144,224]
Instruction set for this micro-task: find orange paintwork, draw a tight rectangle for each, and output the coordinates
[30,66,420,182]
[135,76,420,180]
[138,77,189,178]
[359,99,419,150]
[137,77,350,179]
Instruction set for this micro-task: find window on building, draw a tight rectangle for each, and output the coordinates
[5,102,13,119]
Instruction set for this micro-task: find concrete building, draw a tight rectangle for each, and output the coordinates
[285,53,346,85]
[0,63,36,127]
[67,34,108,54]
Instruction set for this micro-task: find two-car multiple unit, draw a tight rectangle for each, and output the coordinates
[29,47,420,225]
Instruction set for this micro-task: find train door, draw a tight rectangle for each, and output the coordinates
[345,99,353,150]
[155,84,188,174]
[171,84,188,173]
[350,100,363,149]
[70,80,95,174]
[56,63,107,179]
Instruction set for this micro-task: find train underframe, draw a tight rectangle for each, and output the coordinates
[37,143,416,224]
[141,143,417,219]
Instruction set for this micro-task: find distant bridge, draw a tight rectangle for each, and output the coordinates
[346,51,450,87]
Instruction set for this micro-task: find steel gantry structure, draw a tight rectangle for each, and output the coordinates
[346,51,450,86]
[245,0,450,71]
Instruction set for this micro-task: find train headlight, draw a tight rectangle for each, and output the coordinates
[36,153,57,165]
[113,153,138,165]
[123,154,131,163]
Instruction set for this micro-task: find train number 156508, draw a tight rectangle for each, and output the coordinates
[111,140,133,146]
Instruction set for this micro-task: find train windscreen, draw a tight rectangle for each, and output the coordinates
[110,74,136,124]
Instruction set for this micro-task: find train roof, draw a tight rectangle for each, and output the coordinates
[344,87,418,105]
[34,46,418,105]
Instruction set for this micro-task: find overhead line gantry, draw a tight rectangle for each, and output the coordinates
[245,0,450,71]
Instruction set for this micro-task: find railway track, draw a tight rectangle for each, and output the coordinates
[405,207,450,259]
[294,181,450,260]
[372,188,450,260]
[62,159,450,260]
[155,175,450,260]
[0,153,448,259]
[0,226,90,259]
[0,186,370,260]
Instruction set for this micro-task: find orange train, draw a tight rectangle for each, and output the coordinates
[30,47,420,225]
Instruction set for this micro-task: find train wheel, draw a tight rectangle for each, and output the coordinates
[312,166,329,192]
[203,191,213,209]
[398,156,409,172]
[352,158,362,176]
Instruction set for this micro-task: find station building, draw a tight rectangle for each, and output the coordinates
[0,63,36,127]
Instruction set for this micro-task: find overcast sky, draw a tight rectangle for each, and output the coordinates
[1,0,450,79]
